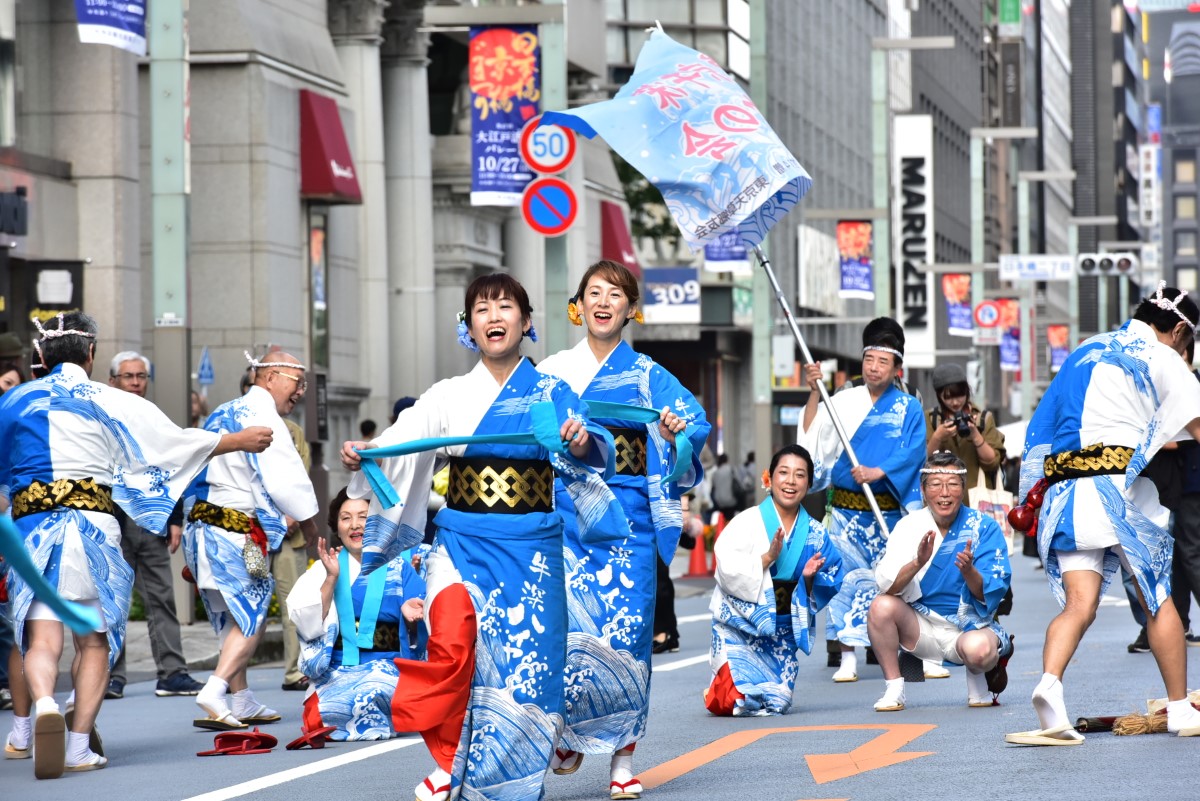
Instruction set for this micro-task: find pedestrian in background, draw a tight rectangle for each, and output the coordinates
[925,363,1005,491]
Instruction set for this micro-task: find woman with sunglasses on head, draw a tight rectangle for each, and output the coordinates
[340,272,625,801]
[537,259,710,800]
[925,363,1005,492]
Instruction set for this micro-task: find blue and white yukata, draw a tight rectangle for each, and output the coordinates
[1020,319,1200,613]
[183,385,319,639]
[350,358,625,801]
[288,553,426,740]
[802,384,924,646]
[706,498,843,716]
[0,362,221,666]
[874,506,1012,658]
[538,338,710,753]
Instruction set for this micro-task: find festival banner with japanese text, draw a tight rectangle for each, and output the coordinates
[469,26,540,206]
[998,298,1021,372]
[74,0,146,56]
[836,220,874,300]
[541,29,811,250]
[943,273,972,337]
[1047,324,1069,372]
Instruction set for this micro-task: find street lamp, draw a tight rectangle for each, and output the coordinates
[871,35,955,319]
[968,127,1037,412]
[1016,169,1076,423]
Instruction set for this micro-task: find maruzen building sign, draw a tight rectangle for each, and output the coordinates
[892,114,935,370]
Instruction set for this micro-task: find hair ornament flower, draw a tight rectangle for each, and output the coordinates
[760,468,771,490]
[567,298,583,326]
[634,309,645,324]
[456,310,479,353]
[525,324,539,342]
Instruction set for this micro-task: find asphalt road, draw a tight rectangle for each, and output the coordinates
[3,551,1199,801]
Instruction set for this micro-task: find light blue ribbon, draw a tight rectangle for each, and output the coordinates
[757,496,809,582]
[333,548,388,666]
[356,401,566,510]
[583,400,694,488]
[0,514,103,635]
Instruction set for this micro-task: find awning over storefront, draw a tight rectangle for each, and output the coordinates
[299,89,362,204]
[600,200,641,278]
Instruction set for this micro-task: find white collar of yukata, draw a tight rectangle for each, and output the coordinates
[1150,281,1198,333]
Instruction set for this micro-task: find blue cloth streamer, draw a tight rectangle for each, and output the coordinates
[0,514,103,635]
[333,548,388,666]
[582,400,694,488]
[757,496,810,582]
[356,401,567,510]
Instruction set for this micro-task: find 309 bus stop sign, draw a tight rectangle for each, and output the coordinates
[521,177,578,237]
[520,114,577,174]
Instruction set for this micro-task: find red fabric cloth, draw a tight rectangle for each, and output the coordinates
[703,662,744,717]
[301,689,325,733]
[391,582,477,773]
[247,518,268,559]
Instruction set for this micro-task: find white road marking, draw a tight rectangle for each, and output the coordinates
[1099,594,1130,608]
[654,653,709,672]
[181,737,422,801]
[676,613,709,624]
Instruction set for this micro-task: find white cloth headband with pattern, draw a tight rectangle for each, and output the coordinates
[862,345,903,358]
[244,350,308,371]
[1150,281,1196,331]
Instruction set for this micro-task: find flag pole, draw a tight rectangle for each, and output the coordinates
[752,244,889,534]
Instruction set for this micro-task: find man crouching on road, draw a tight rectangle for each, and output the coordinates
[867,451,1013,713]
[184,350,319,731]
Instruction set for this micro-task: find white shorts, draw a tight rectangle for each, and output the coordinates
[903,610,966,665]
[1056,545,1134,576]
[26,598,108,632]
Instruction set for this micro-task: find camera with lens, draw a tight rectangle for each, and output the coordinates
[951,409,973,438]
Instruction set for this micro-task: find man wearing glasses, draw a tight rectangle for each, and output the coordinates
[183,350,319,731]
[925,363,1005,493]
[866,451,1013,713]
[105,352,207,700]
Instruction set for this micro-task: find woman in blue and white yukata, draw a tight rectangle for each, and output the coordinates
[538,260,710,800]
[287,487,426,741]
[704,445,843,717]
[800,317,925,683]
[339,273,626,801]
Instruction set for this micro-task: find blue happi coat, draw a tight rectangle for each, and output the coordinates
[539,339,710,753]
[709,499,842,715]
[1019,319,1200,613]
[349,357,627,801]
[289,554,426,741]
[0,362,220,666]
[803,384,924,646]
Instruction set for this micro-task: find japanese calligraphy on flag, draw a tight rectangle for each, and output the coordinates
[540,29,811,250]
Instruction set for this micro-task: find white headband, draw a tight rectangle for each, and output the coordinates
[33,313,95,341]
[863,345,903,358]
[1151,281,1196,331]
[920,467,967,475]
[244,350,308,372]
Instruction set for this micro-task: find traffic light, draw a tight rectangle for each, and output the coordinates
[1075,252,1139,277]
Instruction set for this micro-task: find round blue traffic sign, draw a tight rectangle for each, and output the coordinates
[973,300,1000,328]
[521,177,578,237]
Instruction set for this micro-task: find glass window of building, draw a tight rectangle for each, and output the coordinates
[1177,158,1197,185]
[1178,195,1198,221]
[627,0,690,24]
[1178,230,1198,259]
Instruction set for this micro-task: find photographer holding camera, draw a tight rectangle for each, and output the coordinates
[925,363,1006,490]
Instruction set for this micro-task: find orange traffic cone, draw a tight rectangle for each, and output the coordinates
[685,513,721,578]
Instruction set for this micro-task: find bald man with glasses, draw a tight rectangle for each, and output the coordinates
[182,350,320,730]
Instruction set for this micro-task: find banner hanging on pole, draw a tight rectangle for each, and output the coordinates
[540,29,810,251]
[74,0,146,56]
[1047,324,1069,372]
[469,25,540,207]
[998,298,1021,372]
[836,220,874,300]
[943,273,972,337]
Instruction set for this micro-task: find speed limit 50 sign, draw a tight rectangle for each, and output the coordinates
[521,115,577,175]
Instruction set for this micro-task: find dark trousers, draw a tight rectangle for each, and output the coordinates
[111,520,188,682]
[1173,495,1200,630]
[654,556,677,640]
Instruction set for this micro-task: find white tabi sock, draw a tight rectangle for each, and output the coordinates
[1167,698,1200,733]
[1031,673,1068,731]
[8,715,31,750]
[196,676,231,717]
[965,668,989,700]
[65,730,94,765]
[840,650,858,674]
[34,696,60,717]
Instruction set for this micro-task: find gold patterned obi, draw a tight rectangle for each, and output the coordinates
[609,427,648,477]
[187,499,252,534]
[831,486,900,512]
[11,478,116,520]
[446,456,554,514]
[1043,444,1134,485]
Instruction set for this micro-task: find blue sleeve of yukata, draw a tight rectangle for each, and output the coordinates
[877,397,927,509]
[649,362,711,495]
[962,516,1012,621]
[548,378,615,478]
[808,527,844,612]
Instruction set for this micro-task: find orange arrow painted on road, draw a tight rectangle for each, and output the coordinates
[639,723,936,792]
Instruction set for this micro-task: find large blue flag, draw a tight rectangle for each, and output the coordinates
[541,29,810,251]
